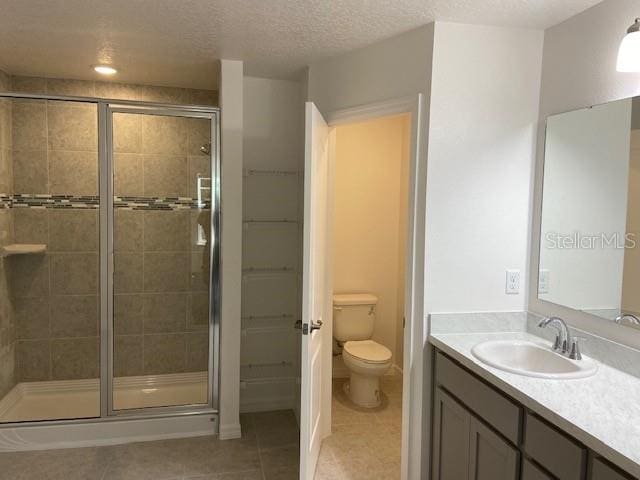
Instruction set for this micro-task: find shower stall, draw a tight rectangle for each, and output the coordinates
[0,91,220,449]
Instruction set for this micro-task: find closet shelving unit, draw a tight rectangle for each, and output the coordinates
[240,168,301,412]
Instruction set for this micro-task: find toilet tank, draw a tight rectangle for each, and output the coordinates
[332,293,378,342]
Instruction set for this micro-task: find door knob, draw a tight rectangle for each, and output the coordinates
[302,320,323,335]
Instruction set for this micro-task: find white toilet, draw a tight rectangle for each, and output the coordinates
[333,293,392,408]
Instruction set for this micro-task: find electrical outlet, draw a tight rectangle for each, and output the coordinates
[505,269,520,294]
[538,269,550,294]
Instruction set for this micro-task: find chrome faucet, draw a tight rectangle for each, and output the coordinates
[614,313,640,326]
[537,316,581,360]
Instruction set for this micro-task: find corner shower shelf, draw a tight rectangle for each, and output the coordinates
[1,244,47,257]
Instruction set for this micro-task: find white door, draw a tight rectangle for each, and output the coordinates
[300,102,330,479]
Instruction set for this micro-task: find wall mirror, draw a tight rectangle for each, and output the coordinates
[538,96,640,329]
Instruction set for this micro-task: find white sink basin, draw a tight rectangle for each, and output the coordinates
[471,340,598,379]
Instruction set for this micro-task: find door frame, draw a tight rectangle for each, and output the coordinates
[320,94,428,480]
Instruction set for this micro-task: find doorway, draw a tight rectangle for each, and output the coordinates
[300,96,425,480]
[319,114,410,479]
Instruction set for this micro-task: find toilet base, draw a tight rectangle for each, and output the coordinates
[344,372,382,408]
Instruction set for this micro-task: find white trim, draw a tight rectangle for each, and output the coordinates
[323,94,426,480]
[218,422,242,440]
[240,400,294,413]
[327,96,419,126]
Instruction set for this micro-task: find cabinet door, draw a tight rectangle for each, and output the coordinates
[432,388,471,480]
[469,417,519,480]
[522,459,554,480]
[591,457,634,480]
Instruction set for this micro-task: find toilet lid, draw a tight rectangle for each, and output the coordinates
[343,340,392,364]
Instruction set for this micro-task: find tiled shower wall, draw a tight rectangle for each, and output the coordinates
[111,112,212,379]
[0,69,15,397]
[2,75,217,383]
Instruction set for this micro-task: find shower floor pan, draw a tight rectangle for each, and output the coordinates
[0,371,208,423]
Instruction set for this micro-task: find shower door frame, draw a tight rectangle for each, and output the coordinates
[102,103,221,418]
[0,92,221,428]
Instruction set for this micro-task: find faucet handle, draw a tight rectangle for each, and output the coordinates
[569,337,584,360]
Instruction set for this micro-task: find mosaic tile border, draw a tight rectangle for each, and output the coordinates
[115,196,210,210]
[1,194,210,210]
[0,195,10,209]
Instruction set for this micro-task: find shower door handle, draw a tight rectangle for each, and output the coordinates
[302,320,323,335]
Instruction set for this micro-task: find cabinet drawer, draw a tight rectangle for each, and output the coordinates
[435,352,522,443]
[522,459,553,480]
[524,413,586,480]
[591,457,634,480]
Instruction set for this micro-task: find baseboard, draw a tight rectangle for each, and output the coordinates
[239,376,296,414]
[218,422,242,440]
[240,396,295,413]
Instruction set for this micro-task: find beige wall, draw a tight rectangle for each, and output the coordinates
[333,114,410,369]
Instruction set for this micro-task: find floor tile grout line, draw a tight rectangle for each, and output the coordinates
[246,412,268,480]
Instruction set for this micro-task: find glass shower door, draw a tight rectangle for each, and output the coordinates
[108,107,217,412]
[0,97,101,423]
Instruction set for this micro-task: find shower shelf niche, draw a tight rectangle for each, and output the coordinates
[1,244,47,257]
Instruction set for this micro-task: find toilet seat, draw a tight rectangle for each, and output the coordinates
[343,340,392,364]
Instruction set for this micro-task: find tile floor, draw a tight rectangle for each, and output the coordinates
[0,410,300,480]
[0,375,402,480]
[315,375,403,480]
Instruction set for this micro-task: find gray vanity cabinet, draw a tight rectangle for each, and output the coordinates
[431,351,638,480]
[590,458,635,480]
[522,459,553,480]
[432,387,519,480]
[432,388,471,480]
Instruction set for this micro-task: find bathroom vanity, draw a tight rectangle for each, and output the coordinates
[429,328,640,480]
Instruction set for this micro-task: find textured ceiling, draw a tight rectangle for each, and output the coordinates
[0,0,601,90]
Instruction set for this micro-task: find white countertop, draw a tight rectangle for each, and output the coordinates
[429,331,640,478]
